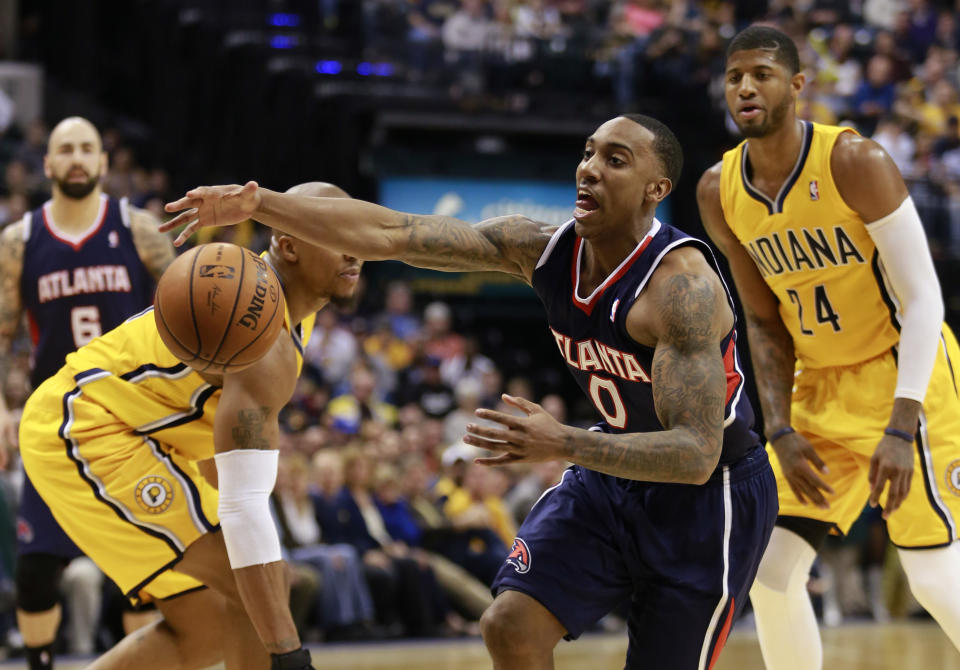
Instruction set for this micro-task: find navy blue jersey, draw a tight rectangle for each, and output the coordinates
[20,195,156,387]
[532,219,757,465]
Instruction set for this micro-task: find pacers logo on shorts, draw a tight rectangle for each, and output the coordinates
[945,460,960,497]
[506,537,531,574]
[135,476,174,513]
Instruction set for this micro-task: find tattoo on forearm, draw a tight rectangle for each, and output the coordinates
[231,407,270,449]
[744,309,795,429]
[396,214,551,277]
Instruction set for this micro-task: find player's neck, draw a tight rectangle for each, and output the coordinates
[744,118,805,183]
[48,189,104,235]
[267,253,329,326]
[580,214,655,285]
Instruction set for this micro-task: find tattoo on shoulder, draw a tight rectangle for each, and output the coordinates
[657,272,720,351]
[231,407,271,449]
[130,208,176,279]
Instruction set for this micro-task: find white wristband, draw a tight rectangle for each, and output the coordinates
[214,449,282,568]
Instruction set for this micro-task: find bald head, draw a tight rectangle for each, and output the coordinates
[48,117,102,153]
[44,116,106,200]
[284,182,350,199]
[272,182,351,242]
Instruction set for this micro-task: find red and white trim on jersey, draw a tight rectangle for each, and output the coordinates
[722,333,745,428]
[699,464,735,670]
[42,194,110,251]
[570,219,661,316]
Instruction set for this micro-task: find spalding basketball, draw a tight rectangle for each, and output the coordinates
[154,243,285,373]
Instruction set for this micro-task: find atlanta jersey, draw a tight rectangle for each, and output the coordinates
[20,194,156,387]
[532,218,757,465]
[718,122,901,369]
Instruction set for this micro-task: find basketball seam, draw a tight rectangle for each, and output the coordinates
[205,245,246,372]
[225,262,285,369]
[155,293,200,363]
[187,248,205,367]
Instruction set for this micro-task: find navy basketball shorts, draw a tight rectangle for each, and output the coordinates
[493,446,777,670]
[17,470,83,559]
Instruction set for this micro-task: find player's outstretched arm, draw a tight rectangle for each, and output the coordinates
[698,165,834,507]
[832,133,942,518]
[0,221,24,460]
[164,183,554,282]
[213,333,305,660]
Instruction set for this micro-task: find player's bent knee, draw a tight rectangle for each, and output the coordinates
[16,554,66,612]
[480,591,561,655]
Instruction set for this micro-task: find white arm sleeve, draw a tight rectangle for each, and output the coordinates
[215,449,283,568]
[865,196,944,403]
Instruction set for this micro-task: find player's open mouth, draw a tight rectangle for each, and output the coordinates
[574,192,599,219]
[738,104,762,120]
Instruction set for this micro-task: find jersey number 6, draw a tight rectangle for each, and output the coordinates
[71,306,103,348]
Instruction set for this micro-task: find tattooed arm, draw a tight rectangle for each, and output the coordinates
[128,206,176,281]
[163,183,555,283]
[698,163,834,507]
[467,248,730,484]
[0,221,25,455]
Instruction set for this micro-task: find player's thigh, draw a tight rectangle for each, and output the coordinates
[889,338,960,547]
[490,467,634,640]
[155,586,225,665]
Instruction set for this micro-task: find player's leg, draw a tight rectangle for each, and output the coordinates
[86,587,225,670]
[885,329,960,651]
[480,467,632,670]
[750,428,869,670]
[625,447,777,669]
[480,590,566,670]
[171,530,269,670]
[749,522,828,670]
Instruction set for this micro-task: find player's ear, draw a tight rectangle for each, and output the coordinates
[647,177,672,203]
[792,70,806,96]
[43,153,52,180]
[275,234,299,263]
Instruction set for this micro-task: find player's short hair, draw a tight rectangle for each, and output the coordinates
[619,114,683,187]
[727,25,801,75]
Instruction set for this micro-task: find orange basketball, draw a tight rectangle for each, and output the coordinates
[154,243,285,373]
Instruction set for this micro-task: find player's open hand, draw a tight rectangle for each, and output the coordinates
[771,431,834,509]
[162,181,261,246]
[465,394,569,466]
[868,433,914,520]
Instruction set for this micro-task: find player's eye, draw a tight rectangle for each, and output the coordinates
[582,150,593,160]
[609,156,625,166]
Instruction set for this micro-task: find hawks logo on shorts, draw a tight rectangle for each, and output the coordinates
[506,537,531,574]
[135,476,174,513]
[945,460,960,497]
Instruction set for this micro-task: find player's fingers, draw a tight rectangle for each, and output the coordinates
[501,394,539,415]
[474,408,523,428]
[786,479,808,506]
[174,221,200,247]
[163,196,198,213]
[241,180,259,194]
[804,447,829,474]
[799,463,835,496]
[160,208,198,232]
[886,471,912,519]
[868,455,879,489]
[475,453,523,467]
[465,423,510,442]
[798,475,830,509]
[868,468,888,508]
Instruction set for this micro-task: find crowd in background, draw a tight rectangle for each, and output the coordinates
[0,0,958,655]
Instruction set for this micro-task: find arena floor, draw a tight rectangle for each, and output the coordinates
[8,621,956,669]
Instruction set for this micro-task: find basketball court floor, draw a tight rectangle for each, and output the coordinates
[9,621,956,669]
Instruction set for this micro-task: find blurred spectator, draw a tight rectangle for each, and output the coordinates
[443,376,488,444]
[327,362,397,436]
[851,54,897,134]
[442,0,492,53]
[514,0,565,40]
[872,116,916,174]
[439,335,496,388]
[304,308,359,389]
[422,301,465,362]
[504,460,568,525]
[443,459,517,549]
[272,452,375,638]
[812,24,862,103]
[14,120,46,181]
[384,281,421,341]
[402,356,457,419]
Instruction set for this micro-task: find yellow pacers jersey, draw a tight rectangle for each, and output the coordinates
[719,122,900,369]
[61,302,315,461]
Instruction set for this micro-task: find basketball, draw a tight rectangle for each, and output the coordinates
[154,242,285,373]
